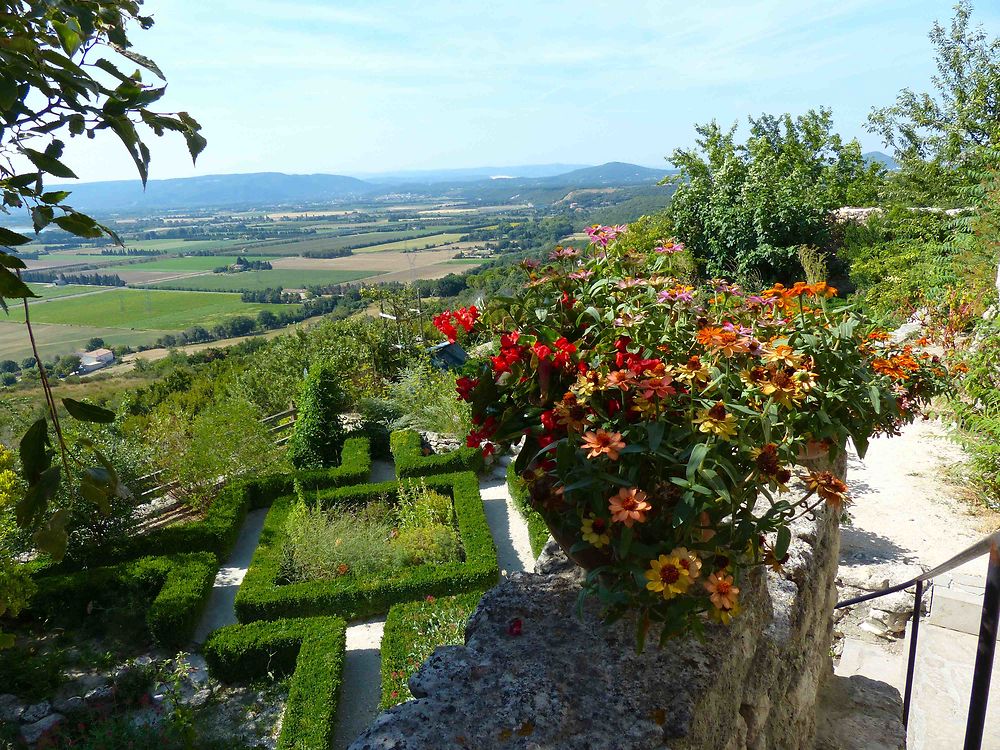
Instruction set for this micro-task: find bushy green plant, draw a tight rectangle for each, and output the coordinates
[170,399,286,509]
[390,429,484,478]
[279,501,401,583]
[396,479,453,529]
[667,108,884,282]
[289,360,347,470]
[393,524,461,565]
[388,360,472,441]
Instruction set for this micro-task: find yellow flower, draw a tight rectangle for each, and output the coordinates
[759,367,804,408]
[693,402,737,440]
[708,599,742,624]
[763,344,802,367]
[676,355,711,387]
[581,515,611,548]
[671,547,703,580]
[644,554,692,599]
[570,372,597,401]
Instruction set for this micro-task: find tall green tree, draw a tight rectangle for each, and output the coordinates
[666,108,883,282]
[289,361,347,470]
[868,1,1000,205]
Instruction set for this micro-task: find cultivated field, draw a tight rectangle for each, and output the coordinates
[144,269,374,291]
[352,232,466,253]
[5,289,297,330]
[0,321,169,361]
[102,255,270,273]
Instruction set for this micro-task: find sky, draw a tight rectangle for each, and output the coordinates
[59,0,1000,183]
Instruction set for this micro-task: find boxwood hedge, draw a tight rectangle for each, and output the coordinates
[52,438,372,571]
[380,590,484,709]
[506,461,550,558]
[29,553,216,648]
[204,617,346,750]
[390,430,483,478]
[235,471,498,623]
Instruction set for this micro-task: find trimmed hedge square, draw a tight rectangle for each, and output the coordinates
[29,553,217,648]
[235,472,498,623]
[52,437,373,571]
[204,617,346,750]
[506,461,550,558]
[390,430,484,478]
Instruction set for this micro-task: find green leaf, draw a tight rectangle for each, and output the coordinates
[16,466,61,527]
[53,213,104,238]
[184,130,208,164]
[40,190,72,204]
[868,384,881,414]
[646,421,665,452]
[774,526,792,560]
[52,19,83,55]
[32,508,71,561]
[113,45,166,80]
[22,148,77,179]
[19,418,51,483]
[0,268,39,312]
[0,252,27,270]
[686,442,708,481]
[0,227,32,247]
[31,206,54,233]
[62,398,116,423]
[79,467,118,514]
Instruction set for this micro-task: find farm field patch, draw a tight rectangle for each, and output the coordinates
[143,269,374,291]
[270,248,459,273]
[0,321,168,361]
[352,232,466,254]
[103,255,269,273]
[5,289,298,330]
[26,283,107,301]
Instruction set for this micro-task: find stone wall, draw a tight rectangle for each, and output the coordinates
[351,477,843,750]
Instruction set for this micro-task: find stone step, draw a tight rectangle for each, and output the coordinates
[928,584,985,636]
[836,637,905,693]
[905,622,1000,750]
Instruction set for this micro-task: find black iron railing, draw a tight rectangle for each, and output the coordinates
[835,531,1000,750]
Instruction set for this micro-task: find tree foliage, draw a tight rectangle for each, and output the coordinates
[0,0,204,561]
[289,361,347,470]
[868,1,1000,205]
[666,108,883,282]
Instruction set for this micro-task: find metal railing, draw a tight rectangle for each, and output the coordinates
[835,530,1000,750]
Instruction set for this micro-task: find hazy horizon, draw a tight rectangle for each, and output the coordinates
[54,1,1000,184]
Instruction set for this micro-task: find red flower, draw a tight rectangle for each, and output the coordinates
[433,312,458,343]
[532,342,553,361]
[507,618,523,636]
[456,376,478,401]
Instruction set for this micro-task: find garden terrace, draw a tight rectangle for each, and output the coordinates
[235,471,498,623]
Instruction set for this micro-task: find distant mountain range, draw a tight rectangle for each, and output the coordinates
[863,151,899,170]
[50,162,676,214]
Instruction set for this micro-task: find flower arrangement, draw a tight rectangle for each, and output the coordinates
[439,225,950,644]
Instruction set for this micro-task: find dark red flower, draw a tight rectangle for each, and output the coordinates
[507,618,523,636]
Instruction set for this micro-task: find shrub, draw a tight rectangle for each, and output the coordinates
[203,617,346,750]
[48,437,371,571]
[390,429,483,478]
[280,501,402,583]
[393,524,461,565]
[380,592,483,708]
[388,361,472,441]
[167,399,288,509]
[235,472,498,623]
[28,553,216,647]
[396,478,454,528]
[289,360,347,469]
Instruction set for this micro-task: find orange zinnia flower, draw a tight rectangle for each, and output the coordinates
[705,571,740,610]
[806,470,850,513]
[581,430,626,460]
[608,487,651,527]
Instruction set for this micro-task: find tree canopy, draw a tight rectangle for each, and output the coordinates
[665,108,883,282]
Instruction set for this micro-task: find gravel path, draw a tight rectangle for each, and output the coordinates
[191,507,269,644]
[841,418,987,579]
